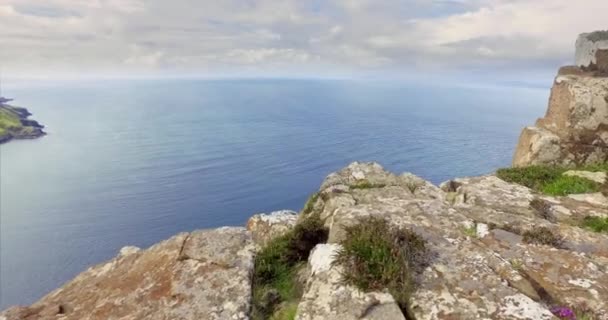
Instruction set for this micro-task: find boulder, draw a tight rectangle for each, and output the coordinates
[0,227,255,320]
[246,210,298,248]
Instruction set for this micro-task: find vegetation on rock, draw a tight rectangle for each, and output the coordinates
[497,164,607,196]
[252,213,328,320]
[349,179,387,190]
[333,217,428,316]
[522,227,563,248]
[581,216,608,233]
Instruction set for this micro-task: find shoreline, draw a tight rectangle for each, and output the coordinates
[0,104,46,144]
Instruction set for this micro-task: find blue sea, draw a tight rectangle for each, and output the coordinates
[0,78,547,308]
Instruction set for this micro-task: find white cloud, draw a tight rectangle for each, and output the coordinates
[1,0,606,76]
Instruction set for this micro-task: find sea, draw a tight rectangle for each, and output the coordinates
[0,78,548,308]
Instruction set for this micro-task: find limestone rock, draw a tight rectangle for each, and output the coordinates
[0,227,255,320]
[247,210,298,248]
[513,31,608,167]
[576,31,608,73]
[563,170,607,184]
[295,244,405,320]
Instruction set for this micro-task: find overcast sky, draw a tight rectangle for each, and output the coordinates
[1,0,607,78]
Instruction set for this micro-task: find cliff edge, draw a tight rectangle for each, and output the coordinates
[513,31,608,167]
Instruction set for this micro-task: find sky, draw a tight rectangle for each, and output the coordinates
[1,0,607,79]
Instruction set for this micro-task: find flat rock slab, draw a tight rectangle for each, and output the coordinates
[0,227,255,320]
[563,170,607,184]
[246,210,298,248]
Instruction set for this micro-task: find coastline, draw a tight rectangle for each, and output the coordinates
[0,104,46,144]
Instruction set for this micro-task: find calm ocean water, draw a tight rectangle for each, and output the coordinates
[0,78,547,308]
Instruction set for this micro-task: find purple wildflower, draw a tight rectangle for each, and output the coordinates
[551,306,576,319]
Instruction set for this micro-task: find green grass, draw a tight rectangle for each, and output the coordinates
[0,108,23,131]
[270,302,298,320]
[462,225,477,238]
[302,192,320,215]
[581,216,608,233]
[252,213,328,320]
[333,217,428,316]
[496,165,605,196]
[349,179,386,190]
[541,176,600,196]
[522,227,563,248]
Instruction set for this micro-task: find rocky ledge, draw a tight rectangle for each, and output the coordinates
[2,162,607,319]
[0,104,46,144]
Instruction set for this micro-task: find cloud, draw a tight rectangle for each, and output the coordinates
[1,0,606,76]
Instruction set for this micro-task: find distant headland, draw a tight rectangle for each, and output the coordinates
[0,97,46,144]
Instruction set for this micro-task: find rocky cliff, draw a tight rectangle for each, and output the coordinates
[2,161,607,320]
[0,104,46,144]
[513,31,608,167]
[3,32,608,320]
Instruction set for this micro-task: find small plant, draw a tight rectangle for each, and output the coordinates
[522,227,563,248]
[541,176,600,196]
[529,198,556,222]
[509,259,524,271]
[581,216,608,233]
[350,179,386,190]
[252,213,328,319]
[462,225,477,238]
[551,305,596,320]
[333,217,428,315]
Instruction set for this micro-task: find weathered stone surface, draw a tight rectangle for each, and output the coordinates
[514,31,608,167]
[564,170,607,184]
[247,210,298,248]
[576,31,608,73]
[295,244,405,320]
[0,227,255,320]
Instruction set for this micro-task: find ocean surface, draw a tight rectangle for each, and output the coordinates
[0,78,548,308]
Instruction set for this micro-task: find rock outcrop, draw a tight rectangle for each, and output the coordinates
[3,162,607,320]
[513,31,608,166]
[0,104,46,144]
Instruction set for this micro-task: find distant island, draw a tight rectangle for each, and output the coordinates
[0,97,46,144]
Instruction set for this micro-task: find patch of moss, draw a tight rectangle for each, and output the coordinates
[461,225,477,238]
[252,213,328,320]
[270,302,298,320]
[333,217,428,316]
[581,216,608,233]
[522,227,563,248]
[497,165,604,196]
[349,179,386,190]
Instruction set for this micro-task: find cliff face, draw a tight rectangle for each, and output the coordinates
[2,162,607,320]
[513,31,608,167]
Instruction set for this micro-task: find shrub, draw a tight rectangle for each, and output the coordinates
[581,216,608,233]
[522,227,563,248]
[529,198,556,222]
[333,217,428,314]
[252,214,328,320]
[541,176,600,196]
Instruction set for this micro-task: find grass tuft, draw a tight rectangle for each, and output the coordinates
[350,179,387,190]
[522,227,563,248]
[333,217,428,315]
[302,192,320,215]
[581,216,608,233]
[252,213,328,320]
